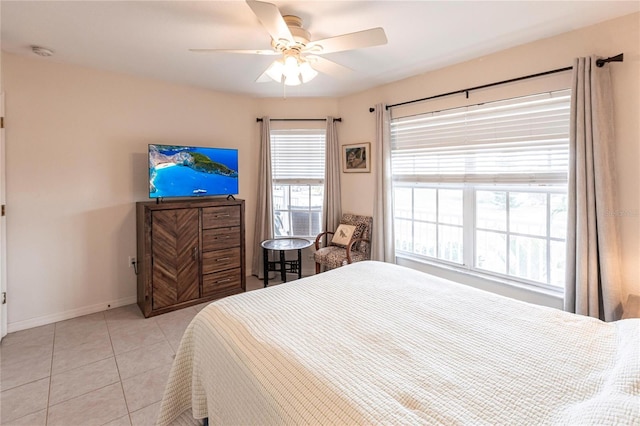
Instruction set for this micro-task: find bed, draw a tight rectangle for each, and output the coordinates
[156,261,640,425]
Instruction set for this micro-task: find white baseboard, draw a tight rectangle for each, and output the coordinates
[7,296,138,333]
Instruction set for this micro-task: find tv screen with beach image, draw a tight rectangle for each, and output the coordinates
[149,144,239,198]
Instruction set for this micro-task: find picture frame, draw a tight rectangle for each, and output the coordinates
[342,142,370,173]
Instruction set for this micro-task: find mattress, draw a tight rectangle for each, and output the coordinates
[157,261,640,425]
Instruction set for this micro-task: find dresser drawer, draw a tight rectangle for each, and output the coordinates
[202,247,241,275]
[202,206,240,229]
[202,227,240,252]
[202,268,242,296]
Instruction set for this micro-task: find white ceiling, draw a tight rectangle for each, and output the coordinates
[2,1,639,98]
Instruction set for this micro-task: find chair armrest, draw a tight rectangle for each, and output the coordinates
[314,231,335,250]
[345,238,371,263]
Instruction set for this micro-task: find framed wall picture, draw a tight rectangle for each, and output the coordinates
[343,142,370,173]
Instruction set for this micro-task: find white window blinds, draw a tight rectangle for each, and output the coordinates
[390,89,571,184]
[271,129,326,182]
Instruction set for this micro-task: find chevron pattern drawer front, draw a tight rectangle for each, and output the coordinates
[137,198,246,318]
[151,208,200,310]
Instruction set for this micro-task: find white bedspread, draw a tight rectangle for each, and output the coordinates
[157,261,640,425]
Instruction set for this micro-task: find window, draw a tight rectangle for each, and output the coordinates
[391,90,570,290]
[271,129,325,238]
[395,186,464,264]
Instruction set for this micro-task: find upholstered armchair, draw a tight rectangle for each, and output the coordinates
[314,214,373,274]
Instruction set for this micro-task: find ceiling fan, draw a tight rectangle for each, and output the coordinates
[190,0,388,86]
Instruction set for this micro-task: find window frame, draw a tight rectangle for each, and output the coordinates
[389,88,571,293]
[272,181,324,239]
[393,182,567,292]
[270,128,326,239]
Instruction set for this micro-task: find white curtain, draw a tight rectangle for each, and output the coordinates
[564,56,623,321]
[372,103,395,262]
[251,117,274,279]
[323,117,342,233]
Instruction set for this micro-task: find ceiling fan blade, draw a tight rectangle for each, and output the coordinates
[306,55,352,78]
[189,48,278,55]
[256,70,274,83]
[246,0,293,43]
[306,27,387,54]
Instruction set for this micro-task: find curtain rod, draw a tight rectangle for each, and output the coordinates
[256,117,342,122]
[369,53,624,112]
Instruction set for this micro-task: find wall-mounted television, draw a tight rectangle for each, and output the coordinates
[148,144,239,199]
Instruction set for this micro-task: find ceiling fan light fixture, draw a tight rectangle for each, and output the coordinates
[299,61,318,83]
[283,55,299,79]
[193,1,388,90]
[265,52,317,86]
[284,75,302,86]
[265,59,285,82]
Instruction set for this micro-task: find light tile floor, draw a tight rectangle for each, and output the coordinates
[0,275,281,426]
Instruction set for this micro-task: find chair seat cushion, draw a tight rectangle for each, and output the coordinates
[314,246,368,270]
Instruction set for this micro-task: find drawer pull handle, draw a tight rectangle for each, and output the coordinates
[217,279,231,284]
[215,214,230,218]
[217,257,230,262]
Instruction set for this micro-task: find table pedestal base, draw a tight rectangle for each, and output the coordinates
[263,248,303,287]
[260,238,313,288]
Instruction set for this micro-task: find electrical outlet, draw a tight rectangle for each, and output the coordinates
[128,256,136,267]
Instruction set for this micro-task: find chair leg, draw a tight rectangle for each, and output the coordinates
[315,262,320,274]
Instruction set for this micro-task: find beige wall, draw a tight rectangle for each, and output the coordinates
[3,12,638,331]
[2,54,341,331]
[3,54,257,330]
[338,12,640,302]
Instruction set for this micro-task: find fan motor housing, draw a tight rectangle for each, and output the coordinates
[284,15,310,46]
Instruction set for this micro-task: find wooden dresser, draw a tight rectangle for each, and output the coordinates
[136,198,245,318]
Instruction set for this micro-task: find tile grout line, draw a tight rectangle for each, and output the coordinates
[124,307,201,419]
[3,304,204,425]
[47,312,123,424]
[0,329,54,424]
[104,310,134,426]
[44,323,57,425]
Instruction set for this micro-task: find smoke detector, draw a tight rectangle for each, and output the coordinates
[31,46,54,57]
